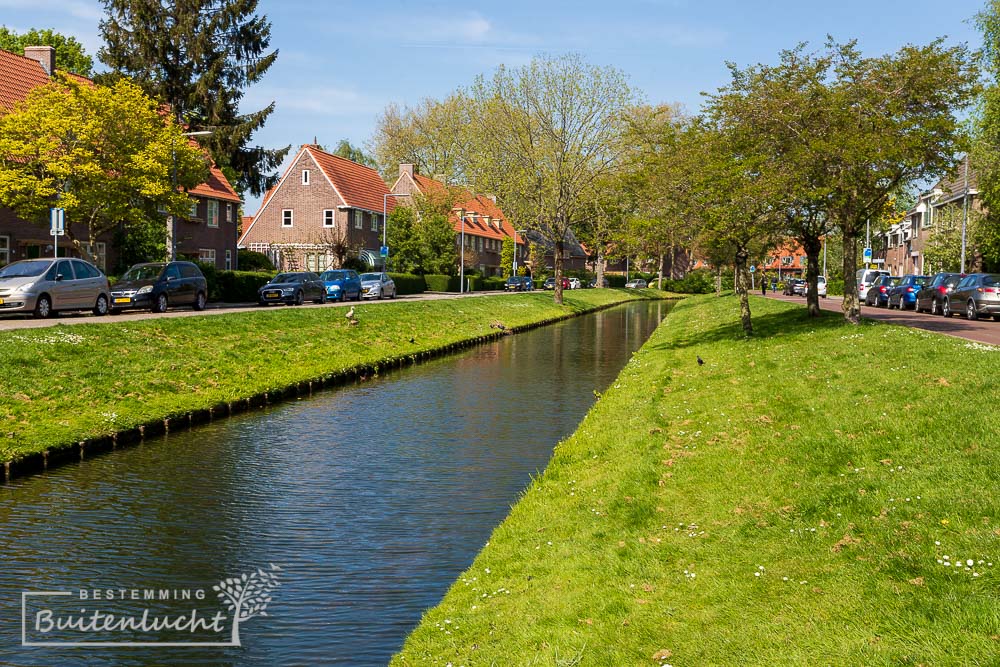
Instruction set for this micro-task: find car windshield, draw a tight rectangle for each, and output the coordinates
[272,273,301,283]
[320,271,347,281]
[121,264,164,281]
[359,273,381,281]
[0,260,51,278]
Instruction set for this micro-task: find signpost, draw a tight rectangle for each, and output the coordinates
[863,247,873,264]
[749,265,755,290]
[50,208,65,257]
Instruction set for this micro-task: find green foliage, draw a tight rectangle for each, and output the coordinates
[826,279,845,296]
[237,248,275,272]
[0,27,93,76]
[481,277,507,291]
[500,237,515,277]
[386,206,424,274]
[371,94,472,182]
[387,273,426,295]
[112,218,166,272]
[420,212,459,275]
[423,274,452,292]
[330,139,377,168]
[214,270,272,302]
[99,0,288,196]
[659,269,717,294]
[0,76,208,262]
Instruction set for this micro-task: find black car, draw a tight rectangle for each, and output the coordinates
[258,272,327,306]
[505,276,527,291]
[110,261,208,313]
[915,272,964,315]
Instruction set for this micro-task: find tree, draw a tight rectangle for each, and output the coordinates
[500,236,515,277]
[420,212,459,275]
[99,0,288,196]
[466,55,638,304]
[213,564,280,646]
[370,94,472,182]
[0,27,94,76]
[973,2,1000,247]
[386,206,424,274]
[0,76,208,263]
[331,139,377,169]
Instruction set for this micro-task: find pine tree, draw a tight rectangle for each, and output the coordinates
[98,0,288,196]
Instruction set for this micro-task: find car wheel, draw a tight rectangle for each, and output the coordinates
[967,300,979,321]
[152,293,168,314]
[93,294,109,316]
[315,294,326,304]
[193,291,207,311]
[294,290,304,306]
[931,298,940,315]
[33,294,53,319]
[942,299,952,317]
[390,288,396,299]
[377,288,383,300]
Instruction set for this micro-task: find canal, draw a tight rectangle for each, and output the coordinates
[0,299,670,665]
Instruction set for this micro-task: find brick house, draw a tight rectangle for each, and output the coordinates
[390,164,526,276]
[240,144,391,272]
[760,240,810,278]
[0,46,241,272]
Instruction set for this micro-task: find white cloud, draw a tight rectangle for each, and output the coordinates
[0,0,103,22]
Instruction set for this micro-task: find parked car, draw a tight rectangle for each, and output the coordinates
[318,269,362,302]
[915,272,964,315]
[0,257,110,318]
[505,276,527,291]
[817,275,828,298]
[589,277,610,288]
[522,277,534,291]
[888,274,931,310]
[258,272,327,306]
[782,279,804,296]
[944,273,1000,320]
[568,277,582,289]
[625,279,647,289]
[110,261,207,313]
[543,276,570,290]
[359,272,396,300]
[864,275,899,307]
[793,279,808,296]
[857,268,890,302]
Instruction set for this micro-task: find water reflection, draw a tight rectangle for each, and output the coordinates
[0,300,669,665]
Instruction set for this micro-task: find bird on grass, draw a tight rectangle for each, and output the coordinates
[697,356,704,366]
[345,306,355,319]
[408,337,415,344]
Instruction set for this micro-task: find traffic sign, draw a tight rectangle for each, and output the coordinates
[50,208,65,236]
[379,245,388,257]
[749,265,756,273]
[863,247,872,262]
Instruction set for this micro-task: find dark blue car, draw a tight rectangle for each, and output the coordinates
[319,269,362,302]
[888,274,931,310]
[864,275,899,307]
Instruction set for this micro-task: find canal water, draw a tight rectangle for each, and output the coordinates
[0,299,670,666]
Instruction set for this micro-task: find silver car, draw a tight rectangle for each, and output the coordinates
[944,273,1000,320]
[0,258,110,318]
[359,272,396,299]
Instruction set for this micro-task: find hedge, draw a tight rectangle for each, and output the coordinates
[388,273,426,295]
[195,263,272,303]
[424,274,453,292]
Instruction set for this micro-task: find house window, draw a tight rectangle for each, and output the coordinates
[781,256,792,266]
[302,169,310,185]
[371,215,379,232]
[354,210,362,229]
[199,248,216,266]
[323,210,335,227]
[304,252,331,273]
[207,200,219,228]
[226,203,233,223]
[85,242,107,271]
[0,235,8,266]
[189,199,199,218]
[282,209,293,227]
[225,249,233,270]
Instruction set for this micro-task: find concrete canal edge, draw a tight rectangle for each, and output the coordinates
[3,295,676,484]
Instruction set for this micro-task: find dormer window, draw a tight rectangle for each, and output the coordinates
[302,170,310,185]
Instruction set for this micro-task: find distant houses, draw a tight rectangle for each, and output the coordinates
[0,45,241,271]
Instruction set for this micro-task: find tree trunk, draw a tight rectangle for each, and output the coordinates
[715,265,722,297]
[842,229,861,324]
[734,248,753,336]
[596,250,605,288]
[802,234,823,317]
[657,254,665,290]
[554,239,564,305]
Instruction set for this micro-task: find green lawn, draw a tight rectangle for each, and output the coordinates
[394,294,1000,666]
[0,290,661,463]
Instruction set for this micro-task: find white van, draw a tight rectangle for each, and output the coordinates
[857,269,889,301]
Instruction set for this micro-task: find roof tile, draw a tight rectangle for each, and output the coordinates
[307,146,393,213]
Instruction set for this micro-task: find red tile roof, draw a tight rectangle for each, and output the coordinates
[410,173,525,245]
[307,146,394,214]
[0,49,57,112]
[190,162,240,202]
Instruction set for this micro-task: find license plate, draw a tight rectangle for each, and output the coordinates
[0,298,4,305]
[265,291,280,298]
[114,297,130,304]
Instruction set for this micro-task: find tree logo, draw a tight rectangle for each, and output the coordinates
[213,564,282,646]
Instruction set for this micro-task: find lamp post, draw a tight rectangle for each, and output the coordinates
[961,155,970,274]
[460,215,467,293]
[512,229,527,276]
[168,130,213,261]
[382,192,408,271]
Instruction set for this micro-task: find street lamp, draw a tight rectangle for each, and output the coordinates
[382,192,408,271]
[460,214,469,293]
[512,229,527,276]
[168,130,213,261]
[961,155,970,274]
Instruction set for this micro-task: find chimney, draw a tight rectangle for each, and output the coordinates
[485,194,497,204]
[399,163,415,179]
[24,46,56,76]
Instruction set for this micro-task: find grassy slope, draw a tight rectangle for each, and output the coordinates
[394,294,1000,666]
[0,290,659,462]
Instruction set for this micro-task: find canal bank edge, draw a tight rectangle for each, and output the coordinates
[2,290,675,483]
[392,294,1000,665]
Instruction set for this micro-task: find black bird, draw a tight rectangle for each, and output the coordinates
[408,337,415,343]
[697,356,705,366]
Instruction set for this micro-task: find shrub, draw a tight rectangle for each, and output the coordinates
[424,274,452,292]
[607,274,627,288]
[194,263,272,303]
[827,279,845,296]
[237,249,275,272]
[388,273,426,295]
[481,277,507,291]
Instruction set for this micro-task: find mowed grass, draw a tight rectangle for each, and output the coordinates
[0,289,659,462]
[393,294,1000,666]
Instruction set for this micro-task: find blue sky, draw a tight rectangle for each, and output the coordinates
[0,0,989,212]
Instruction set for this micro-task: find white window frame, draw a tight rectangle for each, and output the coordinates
[225,249,233,270]
[199,248,217,266]
[207,200,219,228]
[302,169,310,185]
[371,215,379,232]
[323,210,335,228]
[0,235,9,266]
[282,209,293,227]
[354,210,362,229]
[226,203,233,223]
[189,199,199,218]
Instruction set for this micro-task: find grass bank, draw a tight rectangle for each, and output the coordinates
[394,294,1000,665]
[0,289,664,471]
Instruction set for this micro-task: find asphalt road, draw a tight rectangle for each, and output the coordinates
[0,290,509,331]
[766,292,1000,346]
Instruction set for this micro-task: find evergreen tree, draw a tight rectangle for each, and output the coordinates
[98,0,288,196]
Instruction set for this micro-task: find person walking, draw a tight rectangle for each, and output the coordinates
[761,276,767,296]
